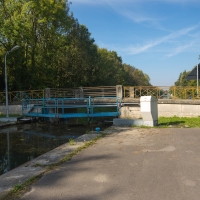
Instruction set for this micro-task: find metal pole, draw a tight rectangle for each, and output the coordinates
[5,52,9,118]
[197,64,199,97]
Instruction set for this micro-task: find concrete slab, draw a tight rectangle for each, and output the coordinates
[0,117,18,122]
[19,128,200,200]
[113,118,144,126]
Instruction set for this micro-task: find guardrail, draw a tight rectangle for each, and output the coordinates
[123,86,200,99]
[0,86,199,104]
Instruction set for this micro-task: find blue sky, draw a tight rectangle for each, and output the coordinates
[70,0,200,86]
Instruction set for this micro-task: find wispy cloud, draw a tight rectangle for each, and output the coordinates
[124,24,199,55]
[71,0,199,5]
[166,42,196,57]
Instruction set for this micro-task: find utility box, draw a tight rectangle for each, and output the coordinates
[140,96,158,126]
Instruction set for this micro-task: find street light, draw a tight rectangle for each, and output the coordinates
[5,45,20,118]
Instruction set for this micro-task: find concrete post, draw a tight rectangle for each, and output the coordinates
[45,88,51,98]
[116,85,123,98]
[129,87,135,98]
[75,87,83,98]
[140,96,158,126]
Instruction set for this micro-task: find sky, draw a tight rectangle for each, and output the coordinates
[69,0,200,86]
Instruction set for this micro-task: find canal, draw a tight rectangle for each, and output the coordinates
[0,122,110,176]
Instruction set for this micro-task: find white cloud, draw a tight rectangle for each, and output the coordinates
[166,42,196,57]
[124,24,199,55]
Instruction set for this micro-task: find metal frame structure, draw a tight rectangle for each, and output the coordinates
[22,97,121,119]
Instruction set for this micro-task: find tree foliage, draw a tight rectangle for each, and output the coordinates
[175,69,196,86]
[0,0,151,91]
[123,64,151,86]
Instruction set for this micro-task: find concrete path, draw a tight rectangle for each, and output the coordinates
[20,127,200,200]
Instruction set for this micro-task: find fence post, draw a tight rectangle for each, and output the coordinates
[75,87,83,98]
[45,88,51,98]
[129,87,134,98]
[116,85,122,98]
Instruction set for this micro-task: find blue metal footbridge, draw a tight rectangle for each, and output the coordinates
[22,97,121,120]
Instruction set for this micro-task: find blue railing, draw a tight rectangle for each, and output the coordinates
[22,97,121,119]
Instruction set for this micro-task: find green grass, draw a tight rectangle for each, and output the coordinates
[0,114,20,118]
[158,116,200,128]
[69,138,75,146]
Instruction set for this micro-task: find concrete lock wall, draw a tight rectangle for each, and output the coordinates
[120,104,200,118]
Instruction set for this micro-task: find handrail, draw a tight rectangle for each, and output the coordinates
[22,97,121,119]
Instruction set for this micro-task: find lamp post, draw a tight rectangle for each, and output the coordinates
[5,45,20,118]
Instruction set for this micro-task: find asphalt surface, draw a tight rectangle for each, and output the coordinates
[21,127,200,200]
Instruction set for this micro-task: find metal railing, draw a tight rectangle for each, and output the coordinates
[82,86,116,97]
[123,86,200,99]
[0,90,44,104]
[1,86,200,104]
[47,86,117,98]
[22,97,121,118]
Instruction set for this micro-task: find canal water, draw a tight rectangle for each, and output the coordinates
[0,122,110,176]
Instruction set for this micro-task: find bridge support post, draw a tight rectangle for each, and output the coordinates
[116,85,122,98]
[45,88,51,98]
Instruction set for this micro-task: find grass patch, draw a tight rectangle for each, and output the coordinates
[0,174,43,200]
[0,133,105,200]
[158,116,200,128]
[69,138,75,146]
[0,114,20,118]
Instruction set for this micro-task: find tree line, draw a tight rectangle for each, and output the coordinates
[0,0,151,91]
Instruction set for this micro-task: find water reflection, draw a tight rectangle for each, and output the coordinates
[0,123,97,175]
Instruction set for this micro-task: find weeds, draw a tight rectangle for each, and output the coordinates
[69,138,75,146]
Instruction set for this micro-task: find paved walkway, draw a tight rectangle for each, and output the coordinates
[19,127,200,200]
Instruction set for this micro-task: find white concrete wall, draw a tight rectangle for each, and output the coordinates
[120,104,200,118]
[0,105,22,115]
[120,106,141,119]
[158,104,200,117]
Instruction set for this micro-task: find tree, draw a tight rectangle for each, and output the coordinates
[96,48,126,86]
[174,70,196,86]
[123,63,151,86]
[0,0,75,90]
[0,0,151,91]
[61,23,99,87]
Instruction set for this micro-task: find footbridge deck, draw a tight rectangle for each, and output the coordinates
[22,97,121,119]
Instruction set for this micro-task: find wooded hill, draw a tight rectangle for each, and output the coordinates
[0,0,151,91]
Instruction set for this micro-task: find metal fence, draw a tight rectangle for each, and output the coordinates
[0,90,44,104]
[1,86,200,104]
[47,86,117,98]
[123,86,200,99]
[82,86,116,97]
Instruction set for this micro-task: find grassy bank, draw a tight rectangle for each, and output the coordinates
[158,116,200,128]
